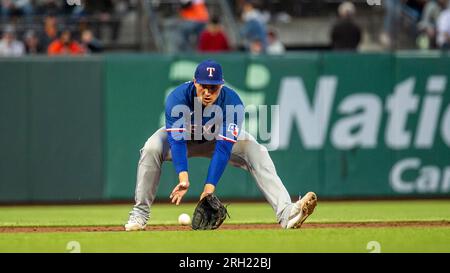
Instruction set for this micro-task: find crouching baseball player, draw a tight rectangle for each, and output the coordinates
[125,59,317,231]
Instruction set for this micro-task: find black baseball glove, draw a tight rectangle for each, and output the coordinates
[191,193,229,230]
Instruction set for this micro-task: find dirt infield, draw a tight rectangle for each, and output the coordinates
[1,221,449,233]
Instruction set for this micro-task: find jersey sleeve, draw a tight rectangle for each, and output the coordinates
[165,91,189,136]
[218,96,245,143]
[165,90,190,174]
[205,92,245,185]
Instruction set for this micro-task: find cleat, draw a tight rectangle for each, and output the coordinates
[286,192,317,229]
[124,215,147,231]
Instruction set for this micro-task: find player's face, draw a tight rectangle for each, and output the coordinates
[194,80,223,106]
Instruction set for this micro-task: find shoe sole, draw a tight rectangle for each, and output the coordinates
[293,192,317,229]
[124,224,146,231]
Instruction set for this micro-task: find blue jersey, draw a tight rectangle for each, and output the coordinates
[165,81,244,186]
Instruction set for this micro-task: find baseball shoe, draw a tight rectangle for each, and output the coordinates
[285,192,317,229]
[124,215,147,231]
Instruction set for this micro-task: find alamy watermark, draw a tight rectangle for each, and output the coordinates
[366,241,381,253]
[168,101,280,150]
[366,0,381,6]
[66,241,81,253]
[66,0,81,6]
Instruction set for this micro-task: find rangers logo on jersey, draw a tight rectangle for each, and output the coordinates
[227,123,239,137]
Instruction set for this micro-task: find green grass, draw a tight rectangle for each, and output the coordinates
[1,228,450,253]
[1,200,450,253]
[1,200,450,227]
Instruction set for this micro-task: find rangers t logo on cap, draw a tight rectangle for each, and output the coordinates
[207,67,215,77]
[194,60,224,85]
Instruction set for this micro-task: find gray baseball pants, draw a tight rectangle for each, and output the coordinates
[128,127,295,228]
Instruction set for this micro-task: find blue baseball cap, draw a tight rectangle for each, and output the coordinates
[194,60,225,85]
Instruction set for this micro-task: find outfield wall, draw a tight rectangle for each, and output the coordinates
[0,57,104,202]
[1,53,449,202]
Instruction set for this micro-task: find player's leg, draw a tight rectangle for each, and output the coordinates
[125,127,170,231]
[125,130,216,231]
[229,130,317,229]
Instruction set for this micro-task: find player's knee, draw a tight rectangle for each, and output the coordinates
[246,141,268,155]
[139,144,165,166]
[141,141,164,157]
[256,143,269,153]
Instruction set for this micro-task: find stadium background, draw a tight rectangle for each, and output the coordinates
[1,53,450,202]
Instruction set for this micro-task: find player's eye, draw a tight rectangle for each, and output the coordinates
[201,85,220,92]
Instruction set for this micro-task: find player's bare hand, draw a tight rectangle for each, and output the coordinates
[170,181,189,205]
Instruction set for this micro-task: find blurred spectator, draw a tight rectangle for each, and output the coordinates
[249,37,264,55]
[197,15,230,52]
[382,0,425,49]
[72,0,122,42]
[330,1,361,50]
[381,0,403,49]
[1,0,34,23]
[23,29,43,54]
[437,3,450,49]
[258,0,293,22]
[35,0,63,16]
[266,28,285,55]
[81,29,103,53]
[240,1,268,53]
[178,0,209,52]
[40,14,59,51]
[0,25,24,56]
[47,29,85,55]
[406,0,427,19]
[417,0,448,49]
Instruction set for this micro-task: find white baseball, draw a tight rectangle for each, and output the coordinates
[178,213,191,225]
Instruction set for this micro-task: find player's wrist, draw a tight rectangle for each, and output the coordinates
[203,183,215,193]
[178,171,189,186]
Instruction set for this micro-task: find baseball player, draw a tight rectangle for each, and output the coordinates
[125,59,317,231]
